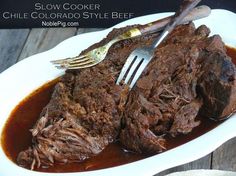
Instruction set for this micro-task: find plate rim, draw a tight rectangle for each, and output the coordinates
[0,9,236,176]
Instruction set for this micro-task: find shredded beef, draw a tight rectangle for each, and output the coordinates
[17,23,236,169]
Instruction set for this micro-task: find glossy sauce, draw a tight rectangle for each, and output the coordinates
[1,46,236,173]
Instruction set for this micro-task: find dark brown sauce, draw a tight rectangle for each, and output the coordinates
[1,79,57,164]
[227,46,236,65]
[1,46,236,173]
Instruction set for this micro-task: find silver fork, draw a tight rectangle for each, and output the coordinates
[116,0,201,89]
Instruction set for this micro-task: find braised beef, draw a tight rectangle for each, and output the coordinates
[17,23,236,169]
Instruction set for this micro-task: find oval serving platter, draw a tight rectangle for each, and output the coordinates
[0,9,236,176]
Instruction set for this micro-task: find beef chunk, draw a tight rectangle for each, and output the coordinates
[120,24,236,153]
[197,38,236,119]
[17,23,236,169]
[18,72,122,168]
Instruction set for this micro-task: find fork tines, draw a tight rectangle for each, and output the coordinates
[116,48,153,89]
[51,55,96,69]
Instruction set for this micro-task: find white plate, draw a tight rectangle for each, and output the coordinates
[0,9,236,176]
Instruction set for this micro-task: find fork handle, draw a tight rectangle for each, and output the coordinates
[151,0,202,48]
[138,4,209,35]
[110,5,210,48]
